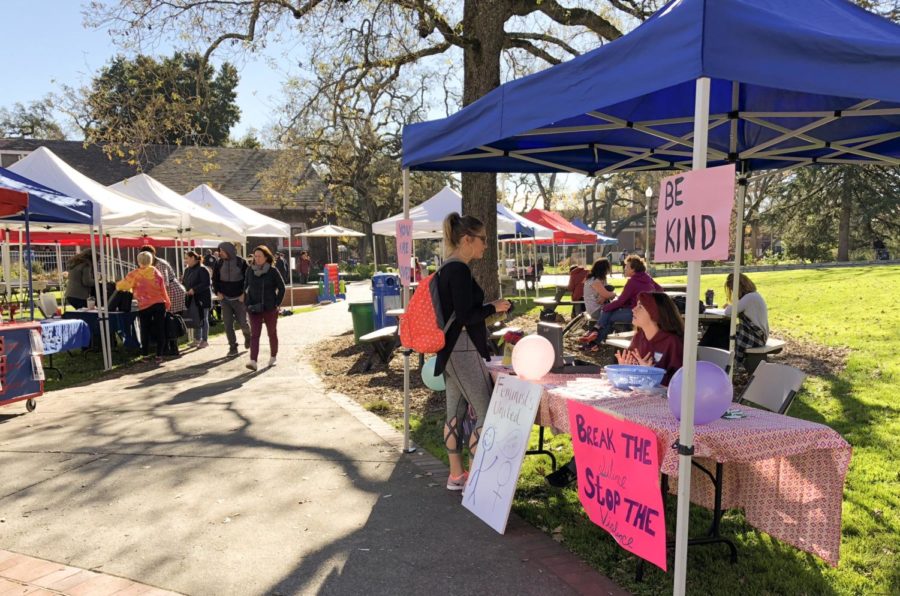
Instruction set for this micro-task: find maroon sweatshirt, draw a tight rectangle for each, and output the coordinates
[628,329,683,386]
[602,271,662,312]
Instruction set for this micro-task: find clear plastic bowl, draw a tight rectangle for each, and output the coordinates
[604,364,665,389]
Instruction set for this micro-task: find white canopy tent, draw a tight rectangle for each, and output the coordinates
[297,224,365,263]
[9,147,183,236]
[372,186,544,239]
[111,174,244,242]
[184,184,290,238]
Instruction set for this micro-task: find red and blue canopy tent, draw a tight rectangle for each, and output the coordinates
[400,0,900,590]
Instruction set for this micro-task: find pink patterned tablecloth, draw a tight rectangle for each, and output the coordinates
[487,363,851,566]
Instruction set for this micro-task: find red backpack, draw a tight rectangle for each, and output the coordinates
[398,266,456,354]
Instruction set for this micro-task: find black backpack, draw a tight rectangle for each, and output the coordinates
[672,295,706,315]
[165,312,187,339]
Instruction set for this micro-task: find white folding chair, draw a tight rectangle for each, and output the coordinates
[38,293,59,319]
[697,346,732,374]
[737,361,806,414]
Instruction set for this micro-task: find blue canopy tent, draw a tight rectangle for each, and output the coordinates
[1,168,94,320]
[400,0,900,590]
[570,218,618,245]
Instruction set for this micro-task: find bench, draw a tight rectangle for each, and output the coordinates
[359,325,399,372]
[603,330,635,351]
[743,337,786,373]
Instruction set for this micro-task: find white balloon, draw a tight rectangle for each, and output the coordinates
[511,334,555,380]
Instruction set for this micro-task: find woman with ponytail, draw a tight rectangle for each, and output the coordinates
[435,212,511,492]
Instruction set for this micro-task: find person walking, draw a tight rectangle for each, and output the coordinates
[213,242,251,357]
[274,251,289,283]
[117,251,170,364]
[434,212,511,491]
[296,250,312,284]
[64,249,94,310]
[244,246,286,371]
[203,249,218,269]
[182,250,212,349]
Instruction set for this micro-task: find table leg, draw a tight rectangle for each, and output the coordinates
[44,353,63,380]
[525,426,557,471]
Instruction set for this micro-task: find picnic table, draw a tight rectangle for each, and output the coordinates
[486,362,851,568]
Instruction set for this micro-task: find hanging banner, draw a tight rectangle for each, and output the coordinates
[463,374,543,534]
[567,400,667,571]
[396,219,413,287]
[654,164,735,262]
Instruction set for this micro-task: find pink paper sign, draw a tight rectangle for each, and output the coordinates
[567,400,667,571]
[396,219,413,287]
[654,164,735,262]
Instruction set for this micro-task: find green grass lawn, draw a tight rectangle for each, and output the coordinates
[411,265,900,595]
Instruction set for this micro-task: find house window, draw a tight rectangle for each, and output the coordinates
[0,151,30,168]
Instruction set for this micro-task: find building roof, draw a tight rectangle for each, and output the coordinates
[0,139,323,211]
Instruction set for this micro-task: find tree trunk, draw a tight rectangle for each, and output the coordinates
[837,185,852,261]
[461,0,507,300]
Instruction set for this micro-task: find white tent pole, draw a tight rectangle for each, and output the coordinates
[401,168,415,454]
[728,179,748,379]
[18,230,24,296]
[532,240,538,299]
[372,234,378,270]
[55,243,64,304]
[88,228,111,371]
[2,228,10,298]
[288,234,295,309]
[100,229,114,370]
[673,76,710,596]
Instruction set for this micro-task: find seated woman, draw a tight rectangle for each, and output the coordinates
[581,254,661,351]
[547,291,683,489]
[700,273,768,365]
[615,291,684,386]
[581,258,616,321]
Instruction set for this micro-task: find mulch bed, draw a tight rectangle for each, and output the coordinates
[311,311,850,423]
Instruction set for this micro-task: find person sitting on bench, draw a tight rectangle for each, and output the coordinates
[700,273,769,366]
[580,254,661,352]
[581,258,616,321]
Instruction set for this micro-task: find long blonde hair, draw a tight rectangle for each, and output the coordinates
[725,273,757,303]
[442,212,484,256]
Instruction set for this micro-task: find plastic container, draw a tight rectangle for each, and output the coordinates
[604,364,665,389]
[371,273,402,330]
[348,301,376,342]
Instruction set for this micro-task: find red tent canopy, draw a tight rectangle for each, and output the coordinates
[0,187,28,218]
[0,230,192,248]
[523,209,597,244]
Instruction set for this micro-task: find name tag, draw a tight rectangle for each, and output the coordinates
[654,352,663,363]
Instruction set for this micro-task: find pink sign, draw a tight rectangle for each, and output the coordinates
[396,219,413,287]
[567,400,667,571]
[654,164,735,262]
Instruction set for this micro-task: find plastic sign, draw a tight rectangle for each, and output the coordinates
[396,219,413,287]
[567,400,667,570]
[463,374,543,534]
[654,164,735,262]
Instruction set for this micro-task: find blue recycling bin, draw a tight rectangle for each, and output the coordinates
[371,273,402,330]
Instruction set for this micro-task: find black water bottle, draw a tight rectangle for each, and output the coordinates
[705,289,715,306]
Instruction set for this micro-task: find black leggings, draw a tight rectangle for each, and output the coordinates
[139,303,167,357]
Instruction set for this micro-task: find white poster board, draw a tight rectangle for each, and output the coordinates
[462,374,543,534]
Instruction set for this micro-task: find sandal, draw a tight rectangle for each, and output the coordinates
[579,331,599,343]
[586,343,601,353]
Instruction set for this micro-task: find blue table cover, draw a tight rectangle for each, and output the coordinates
[62,311,139,349]
[40,318,91,355]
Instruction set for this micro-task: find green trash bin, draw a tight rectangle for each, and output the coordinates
[348,301,376,342]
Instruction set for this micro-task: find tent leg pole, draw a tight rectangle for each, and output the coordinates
[401,168,415,454]
[55,242,63,307]
[288,234,295,310]
[728,180,748,380]
[673,76,710,596]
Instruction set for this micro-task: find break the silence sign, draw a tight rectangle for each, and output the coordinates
[395,218,413,287]
[567,400,667,570]
[463,374,543,534]
[654,164,735,262]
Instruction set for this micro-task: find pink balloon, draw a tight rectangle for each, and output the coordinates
[667,361,734,425]
[511,334,555,380]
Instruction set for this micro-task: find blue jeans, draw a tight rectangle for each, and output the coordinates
[198,308,210,342]
[595,308,633,342]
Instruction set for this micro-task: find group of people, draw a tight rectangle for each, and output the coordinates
[65,242,287,369]
[431,222,771,492]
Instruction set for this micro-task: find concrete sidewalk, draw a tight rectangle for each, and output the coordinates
[0,283,626,595]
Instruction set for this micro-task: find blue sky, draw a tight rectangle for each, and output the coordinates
[0,0,286,140]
